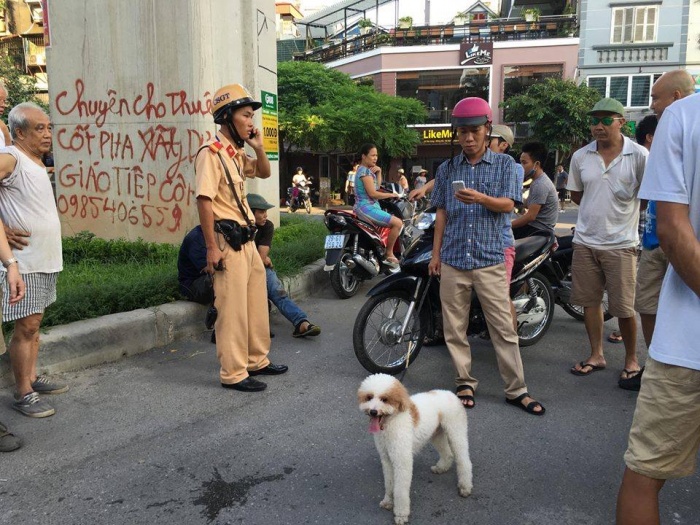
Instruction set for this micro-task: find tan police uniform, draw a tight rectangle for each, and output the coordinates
[195,134,271,385]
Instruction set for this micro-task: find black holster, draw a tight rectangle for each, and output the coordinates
[215,220,257,251]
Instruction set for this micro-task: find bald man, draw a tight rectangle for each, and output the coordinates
[650,69,695,119]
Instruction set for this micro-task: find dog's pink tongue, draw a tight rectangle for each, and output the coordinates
[369,416,381,434]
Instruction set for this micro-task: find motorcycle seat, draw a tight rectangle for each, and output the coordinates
[514,235,550,263]
[556,235,573,250]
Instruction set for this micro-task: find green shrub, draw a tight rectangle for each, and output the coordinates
[2,218,326,332]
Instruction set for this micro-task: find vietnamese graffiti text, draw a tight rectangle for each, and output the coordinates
[54,81,218,235]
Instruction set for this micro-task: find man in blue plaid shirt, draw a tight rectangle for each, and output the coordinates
[429,97,545,416]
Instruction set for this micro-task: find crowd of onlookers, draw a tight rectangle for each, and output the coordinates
[3,70,700,525]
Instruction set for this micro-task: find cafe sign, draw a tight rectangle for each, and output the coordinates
[419,126,453,145]
[459,42,493,66]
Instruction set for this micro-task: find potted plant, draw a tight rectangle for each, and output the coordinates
[358,18,373,35]
[453,13,468,26]
[398,16,413,29]
[523,7,540,22]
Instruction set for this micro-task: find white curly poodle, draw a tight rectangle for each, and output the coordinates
[357,374,473,524]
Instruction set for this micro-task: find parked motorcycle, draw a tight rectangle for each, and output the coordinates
[287,180,313,214]
[353,210,557,375]
[549,233,612,322]
[323,190,417,299]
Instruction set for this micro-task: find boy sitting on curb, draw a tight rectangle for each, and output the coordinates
[248,193,321,338]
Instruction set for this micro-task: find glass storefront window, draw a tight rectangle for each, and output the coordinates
[396,68,490,124]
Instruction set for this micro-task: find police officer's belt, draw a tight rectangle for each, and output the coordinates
[214,220,257,251]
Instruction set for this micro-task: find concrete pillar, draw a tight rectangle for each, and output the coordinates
[46,0,279,243]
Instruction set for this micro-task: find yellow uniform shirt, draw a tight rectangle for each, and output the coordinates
[195,134,258,225]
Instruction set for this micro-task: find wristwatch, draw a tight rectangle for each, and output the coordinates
[2,257,17,268]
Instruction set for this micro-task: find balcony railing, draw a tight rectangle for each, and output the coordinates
[294,15,578,63]
[593,43,672,64]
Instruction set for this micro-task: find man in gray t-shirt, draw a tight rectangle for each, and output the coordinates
[512,142,558,239]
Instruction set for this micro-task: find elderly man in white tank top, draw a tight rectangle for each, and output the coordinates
[0,102,67,419]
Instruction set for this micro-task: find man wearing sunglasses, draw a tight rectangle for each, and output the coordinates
[567,98,648,385]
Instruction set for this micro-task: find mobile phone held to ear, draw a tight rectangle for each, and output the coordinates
[249,131,257,139]
[452,180,466,193]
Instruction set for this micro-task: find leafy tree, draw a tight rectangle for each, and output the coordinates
[278,61,426,162]
[501,78,601,164]
[0,56,49,123]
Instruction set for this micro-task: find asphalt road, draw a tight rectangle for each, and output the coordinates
[1,207,699,525]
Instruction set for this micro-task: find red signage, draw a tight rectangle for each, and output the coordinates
[42,0,51,47]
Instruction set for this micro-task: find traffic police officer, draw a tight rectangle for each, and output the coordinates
[195,83,288,392]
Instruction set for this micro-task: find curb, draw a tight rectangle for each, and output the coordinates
[0,258,328,389]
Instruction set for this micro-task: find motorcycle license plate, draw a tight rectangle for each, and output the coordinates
[324,234,346,250]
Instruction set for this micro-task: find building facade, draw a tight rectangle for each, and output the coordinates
[318,34,579,178]
[578,0,700,125]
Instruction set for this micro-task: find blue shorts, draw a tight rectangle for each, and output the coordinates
[355,204,393,227]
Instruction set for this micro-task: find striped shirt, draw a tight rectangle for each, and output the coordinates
[432,149,521,270]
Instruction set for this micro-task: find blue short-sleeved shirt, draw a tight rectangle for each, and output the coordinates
[432,149,521,270]
[503,163,524,248]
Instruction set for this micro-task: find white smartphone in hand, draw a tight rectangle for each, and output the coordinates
[452,180,466,193]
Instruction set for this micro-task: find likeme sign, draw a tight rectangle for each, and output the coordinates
[459,42,493,66]
[420,127,453,144]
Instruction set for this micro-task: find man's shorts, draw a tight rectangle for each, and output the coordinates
[504,246,516,283]
[570,244,637,318]
[624,358,700,479]
[1,272,57,322]
[634,247,668,315]
[355,204,393,228]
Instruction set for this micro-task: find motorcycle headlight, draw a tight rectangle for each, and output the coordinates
[414,212,436,230]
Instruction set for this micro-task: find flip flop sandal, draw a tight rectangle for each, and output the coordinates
[506,392,546,416]
[608,332,623,344]
[293,323,321,338]
[456,385,475,409]
[571,361,606,376]
[619,367,644,391]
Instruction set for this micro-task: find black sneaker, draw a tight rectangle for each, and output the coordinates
[221,377,267,392]
[13,392,55,418]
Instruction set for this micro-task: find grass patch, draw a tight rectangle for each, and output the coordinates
[2,216,327,331]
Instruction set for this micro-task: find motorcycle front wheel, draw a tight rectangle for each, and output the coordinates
[353,291,426,375]
[330,252,361,299]
[515,272,555,347]
[305,198,312,214]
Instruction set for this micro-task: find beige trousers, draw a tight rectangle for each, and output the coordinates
[214,241,271,384]
[440,263,527,399]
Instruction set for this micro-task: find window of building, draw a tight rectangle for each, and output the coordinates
[503,64,563,120]
[611,6,657,44]
[396,68,490,124]
[586,73,662,108]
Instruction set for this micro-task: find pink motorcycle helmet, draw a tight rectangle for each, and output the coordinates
[451,97,493,128]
